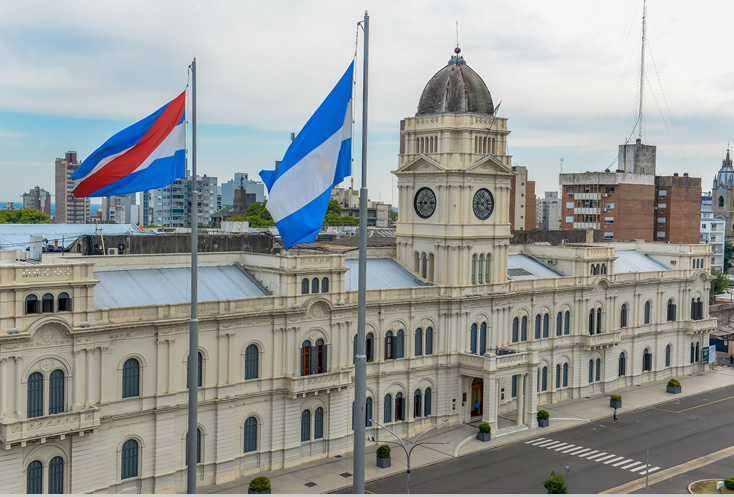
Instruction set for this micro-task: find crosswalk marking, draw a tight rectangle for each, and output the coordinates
[570,447,592,456]
[638,466,660,475]
[560,445,579,453]
[552,443,571,451]
[586,452,608,460]
[622,461,645,470]
[525,438,547,445]
[543,441,566,449]
[604,456,625,465]
[613,458,634,467]
[529,438,662,475]
[596,454,617,463]
[537,440,559,447]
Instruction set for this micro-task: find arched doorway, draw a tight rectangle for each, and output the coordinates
[471,377,483,417]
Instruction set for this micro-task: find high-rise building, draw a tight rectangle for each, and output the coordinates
[21,186,52,216]
[508,166,536,230]
[536,191,561,231]
[560,139,701,242]
[54,151,89,224]
[152,174,218,227]
[101,194,141,225]
[700,192,724,271]
[220,173,265,207]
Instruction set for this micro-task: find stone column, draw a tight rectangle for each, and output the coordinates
[14,356,22,417]
[156,339,167,395]
[72,351,81,408]
[516,373,524,425]
[85,349,93,407]
[0,358,5,417]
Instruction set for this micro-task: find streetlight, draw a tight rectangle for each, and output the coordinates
[564,464,571,492]
[369,418,450,494]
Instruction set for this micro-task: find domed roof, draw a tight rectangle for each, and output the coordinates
[416,48,494,116]
[716,149,734,187]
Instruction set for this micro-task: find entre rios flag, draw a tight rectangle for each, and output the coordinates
[72,91,186,197]
[260,62,353,250]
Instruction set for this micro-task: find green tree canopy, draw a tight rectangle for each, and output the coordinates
[543,471,568,494]
[711,269,729,304]
[245,201,273,221]
[0,208,51,224]
[327,199,342,216]
[724,242,734,272]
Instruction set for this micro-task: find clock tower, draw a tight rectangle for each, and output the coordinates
[394,48,513,287]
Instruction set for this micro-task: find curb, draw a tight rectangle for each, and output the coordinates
[687,479,724,494]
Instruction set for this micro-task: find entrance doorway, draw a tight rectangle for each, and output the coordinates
[471,377,483,417]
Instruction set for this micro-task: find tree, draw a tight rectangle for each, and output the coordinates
[543,471,568,494]
[0,208,51,224]
[725,242,734,272]
[327,199,342,216]
[245,201,273,221]
[389,209,398,223]
[711,269,729,304]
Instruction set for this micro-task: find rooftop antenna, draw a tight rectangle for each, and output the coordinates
[637,0,647,141]
[456,20,459,49]
[560,158,564,174]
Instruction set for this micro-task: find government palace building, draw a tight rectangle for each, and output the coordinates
[0,49,714,493]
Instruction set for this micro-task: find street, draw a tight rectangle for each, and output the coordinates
[358,385,734,494]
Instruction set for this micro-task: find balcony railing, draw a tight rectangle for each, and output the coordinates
[285,369,352,398]
[579,332,621,349]
[0,407,100,445]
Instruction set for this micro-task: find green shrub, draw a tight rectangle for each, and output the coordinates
[537,410,550,420]
[478,422,491,433]
[543,471,568,494]
[249,476,271,492]
[610,394,622,402]
[376,444,391,459]
[667,378,680,387]
[724,477,734,490]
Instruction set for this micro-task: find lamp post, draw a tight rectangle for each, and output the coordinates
[564,464,571,492]
[369,418,450,494]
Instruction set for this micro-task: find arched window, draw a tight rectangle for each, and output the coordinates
[535,314,541,339]
[396,330,404,359]
[42,293,54,313]
[121,439,139,479]
[470,324,478,354]
[414,390,422,417]
[478,254,484,284]
[665,344,671,367]
[244,417,258,452]
[366,332,374,362]
[384,394,392,423]
[588,359,594,383]
[311,278,319,294]
[597,308,602,333]
[619,352,626,377]
[365,398,373,427]
[315,339,327,373]
[690,343,695,364]
[541,366,548,391]
[197,351,203,387]
[315,407,325,438]
[471,254,477,284]
[424,388,432,416]
[719,196,725,207]
[395,392,405,421]
[644,301,651,324]
[564,311,570,335]
[301,340,312,376]
[521,316,528,341]
[590,263,596,275]
[49,369,65,414]
[25,294,39,314]
[620,304,628,328]
[589,309,595,335]
[58,292,72,312]
[301,410,311,442]
[480,323,487,355]
[695,342,700,362]
[27,460,42,494]
[595,358,601,382]
[667,299,676,321]
[512,318,519,343]
[185,429,202,464]
[245,344,259,380]
[301,278,309,294]
[27,372,43,418]
[543,314,549,338]
[385,332,394,360]
[425,327,433,355]
[485,253,491,282]
[421,253,428,279]
[414,328,423,356]
[643,348,652,372]
[555,364,561,389]
[122,358,140,398]
[556,312,562,337]
[696,298,703,320]
[321,277,329,293]
[563,363,569,387]
[49,456,64,494]
[601,263,607,275]
[691,298,697,320]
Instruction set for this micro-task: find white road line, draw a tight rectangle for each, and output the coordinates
[543,442,566,449]
[560,445,580,453]
[639,466,660,475]
[612,458,634,467]
[537,440,559,447]
[586,452,607,460]
[595,454,617,463]
[616,459,637,468]
[570,448,592,456]
[603,456,625,465]
[551,443,571,451]
[625,462,647,472]
[525,438,547,444]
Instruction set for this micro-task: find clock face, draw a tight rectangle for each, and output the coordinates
[473,188,494,220]
[414,187,437,219]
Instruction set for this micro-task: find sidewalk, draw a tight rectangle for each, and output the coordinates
[200,367,734,494]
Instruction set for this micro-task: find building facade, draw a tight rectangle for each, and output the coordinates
[101,194,141,225]
[536,191,561,231]
[220,173,265,208]
[151,175,218,227]
[54,152,89,224]
[712,149,734,242]
[0,49,714,494]
[21,187,52,216]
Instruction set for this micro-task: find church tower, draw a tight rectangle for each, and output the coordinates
[713,148,734,240]
[394,48,513,286]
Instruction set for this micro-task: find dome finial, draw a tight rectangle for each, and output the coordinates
[455,20,460,53]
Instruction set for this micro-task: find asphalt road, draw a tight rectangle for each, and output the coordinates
[357,385,734,494]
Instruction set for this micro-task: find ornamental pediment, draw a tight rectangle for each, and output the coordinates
[466,155,513,175]
[395,155,446,174]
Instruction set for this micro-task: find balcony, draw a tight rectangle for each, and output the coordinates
[0,407,101,446]
[687,318,717,335]
[579,332,621,350]
[496,351,529,369]
[285,369,352,398]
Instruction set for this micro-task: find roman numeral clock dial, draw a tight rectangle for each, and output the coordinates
[414,187,437,219]
[473,188,494,220]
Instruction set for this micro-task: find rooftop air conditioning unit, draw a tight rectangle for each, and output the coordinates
[106,247,119,256]
[603,193,608,197]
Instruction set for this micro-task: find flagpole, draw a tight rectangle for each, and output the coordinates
[187,56,199,494]
[353,11,369,495]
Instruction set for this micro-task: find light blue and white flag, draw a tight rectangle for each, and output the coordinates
[260,62,353,250]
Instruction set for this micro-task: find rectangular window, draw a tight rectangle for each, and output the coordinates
[604,202,615,209]
[565,216,574,223]
[657,203,667,209]
[658,190,668,196]
[511,375,518,398]
[566,201,574,209]
[604,232,614,238]
[657,231,666,238]
[604,217,614,223]
[657,217,666,223]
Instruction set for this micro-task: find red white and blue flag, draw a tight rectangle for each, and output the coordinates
[72,91,186,198]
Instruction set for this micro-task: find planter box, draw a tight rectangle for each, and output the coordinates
[537,418,549,428]
[666,385,681,394]
[377,456,391,469]
[476,431,491,442]
[610,399,622,409]
[248,489,271,494]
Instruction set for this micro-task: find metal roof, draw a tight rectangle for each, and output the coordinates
[614,250,669,273]
[507,254,564,280]
[344,258,425,290]
[0,224,144,251]
[93,264,268,308]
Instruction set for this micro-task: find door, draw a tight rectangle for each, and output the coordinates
[471,377,483,417]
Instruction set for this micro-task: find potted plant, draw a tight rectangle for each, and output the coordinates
[543,470,568,494]
[376,444,391,469]
[609,394,622,409]
[537,410,550,428]
[248,476,271,494]
[476,422,492,442]
[666,378,681,394]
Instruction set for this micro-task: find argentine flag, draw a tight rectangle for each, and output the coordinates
[260,62,353,250]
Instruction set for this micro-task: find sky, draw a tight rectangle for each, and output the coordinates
[2,0,734,208]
